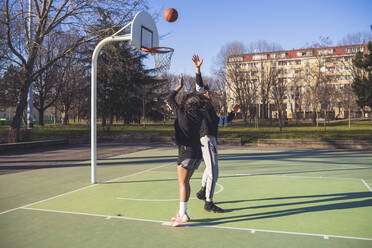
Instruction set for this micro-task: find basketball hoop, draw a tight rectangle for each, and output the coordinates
[142,47,174,72]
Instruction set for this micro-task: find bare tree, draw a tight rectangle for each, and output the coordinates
[339,32,372,45]
[247,40,283,53]
[226,62,258,124]
[303,36,333,49]
[290,69,306,124]
[55,53,88,125]
[270,67,287,131]
[339,84,359,127]
[257,61,275,124]
[303,57,322,127]
[2,0,145,141]
[214,41,246,114]
[33,33,74,125]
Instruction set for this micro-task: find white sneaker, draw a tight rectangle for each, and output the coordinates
[171,212,190,227]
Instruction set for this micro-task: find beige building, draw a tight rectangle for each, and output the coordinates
[226,44,368,120]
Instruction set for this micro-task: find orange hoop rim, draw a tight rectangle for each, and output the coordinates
[141,46,174,54]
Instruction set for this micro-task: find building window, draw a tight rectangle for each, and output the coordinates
[344,56,352,62]
[345,46,364,54]
[296,50,313,57]
[278,61,287,66]
[271,52,287,59]
[318,48,334,55]
[228,56,244,62]
[252,54,268,60]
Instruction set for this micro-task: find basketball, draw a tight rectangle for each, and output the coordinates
[164,8,178,22]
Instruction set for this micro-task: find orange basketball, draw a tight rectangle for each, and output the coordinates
[164,8,178,22]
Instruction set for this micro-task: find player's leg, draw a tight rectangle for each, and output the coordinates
[205,137,219,201]
[201,137,224,213]
[196,136,210,200]
[171,165,193,226]
[172,146,201,226]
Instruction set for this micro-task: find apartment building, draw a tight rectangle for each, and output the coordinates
[226,44,368,120]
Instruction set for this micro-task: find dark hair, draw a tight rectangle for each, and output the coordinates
[203,85,210,91]
[184,92,210,124]
[177,92,188,106]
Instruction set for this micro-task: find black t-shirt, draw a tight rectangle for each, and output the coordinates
[167,90,202,148]
[195,72,236,137]
[200,106,219,137]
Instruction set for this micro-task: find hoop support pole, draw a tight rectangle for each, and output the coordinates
[91,34,131,184]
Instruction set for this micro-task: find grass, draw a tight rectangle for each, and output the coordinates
[0,119,371,144]
[222,120,372,143]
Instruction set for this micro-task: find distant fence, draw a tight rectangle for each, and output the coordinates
[0,139,69,153]
[0,120,61,126]
[258,139,372,150]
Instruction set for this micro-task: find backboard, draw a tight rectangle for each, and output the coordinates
[131,11,159,51]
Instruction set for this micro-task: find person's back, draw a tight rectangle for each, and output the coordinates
[168,91,205,148]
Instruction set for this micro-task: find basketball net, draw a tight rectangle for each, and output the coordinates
[142,47,174,72]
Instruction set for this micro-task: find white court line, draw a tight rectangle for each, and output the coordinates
[22,207,164,224]
[21,206,372,242]
[117,197,180,202]
[116,183,224,202]
[0,162,174,215]
[361,179,372,192]
[235,173,364,181]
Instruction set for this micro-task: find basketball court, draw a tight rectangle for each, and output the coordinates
[1,147,371,248]
[1,9,371,248]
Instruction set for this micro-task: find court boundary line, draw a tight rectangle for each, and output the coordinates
[235,173,367,181]
[0,162,174,215]
[20,206,372,242]
[361,179,372,192]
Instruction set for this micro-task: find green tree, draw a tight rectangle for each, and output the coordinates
[93,8,167,128]
[352,42,372,112]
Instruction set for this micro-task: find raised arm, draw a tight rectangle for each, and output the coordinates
[192,54,204,93]
[167,73,184,110]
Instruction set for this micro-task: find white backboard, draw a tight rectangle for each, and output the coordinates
[131,11,159,50]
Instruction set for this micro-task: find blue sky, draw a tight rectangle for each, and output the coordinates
[144,0,372,76]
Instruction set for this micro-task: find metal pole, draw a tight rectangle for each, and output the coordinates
[91,33,131,184]
[27,0,34,128]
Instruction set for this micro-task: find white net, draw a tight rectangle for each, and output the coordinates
[144,47,174,72]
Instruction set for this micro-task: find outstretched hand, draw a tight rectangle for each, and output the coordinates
[192,54,204,70]
[175,73,184,92]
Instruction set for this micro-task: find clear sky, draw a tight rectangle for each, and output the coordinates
[144,0,372,77]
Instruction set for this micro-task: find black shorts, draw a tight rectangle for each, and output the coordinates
[177,145,202,170]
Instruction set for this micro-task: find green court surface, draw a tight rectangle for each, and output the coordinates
[1,147,372,248]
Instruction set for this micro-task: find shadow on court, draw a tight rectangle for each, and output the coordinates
[0,155,177,172]
[219,151,372,167]
[2,149,370,173]
[190,191,372,226]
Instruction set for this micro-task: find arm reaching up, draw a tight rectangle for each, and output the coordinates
[192,54,205,93]
[167,73,184,110]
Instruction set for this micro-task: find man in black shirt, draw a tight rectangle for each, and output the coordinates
[167,73,209,226]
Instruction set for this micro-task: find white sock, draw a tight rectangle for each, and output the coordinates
[179,202,188,216]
